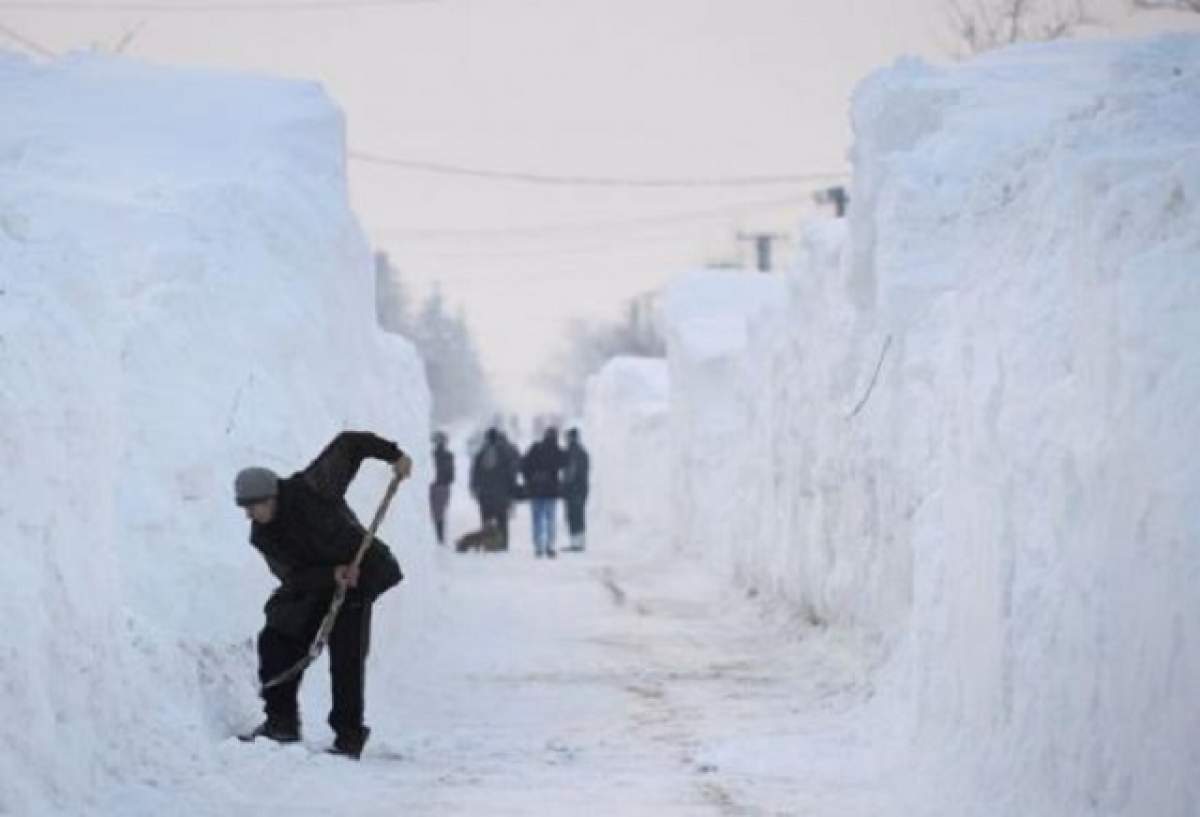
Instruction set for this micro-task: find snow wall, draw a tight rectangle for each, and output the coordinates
[0,53,433,814]
[583,356,671,553]
[625,35,1199,816]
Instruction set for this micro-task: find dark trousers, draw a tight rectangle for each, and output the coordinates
[478,499,510,547]
[429,483,451,543]
[258,593,373,738]
[565,495,587,536]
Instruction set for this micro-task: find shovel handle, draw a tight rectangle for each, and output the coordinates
[350,470,404,571]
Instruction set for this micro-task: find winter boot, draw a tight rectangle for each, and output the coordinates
[328,726,371,760]
[238,718,300,744]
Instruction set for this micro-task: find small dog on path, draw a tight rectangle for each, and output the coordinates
[455,521,506,553]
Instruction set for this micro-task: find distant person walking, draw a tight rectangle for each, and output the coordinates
[429,431,454,545]
[470,427,514,548]
[561,428,590,552]
[521,427,566,559]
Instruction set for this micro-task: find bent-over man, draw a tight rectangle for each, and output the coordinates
[235,430,411,759]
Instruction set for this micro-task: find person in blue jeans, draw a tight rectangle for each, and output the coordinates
[521,427,566,558]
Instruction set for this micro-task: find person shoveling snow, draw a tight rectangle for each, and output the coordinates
[233,431,412,759]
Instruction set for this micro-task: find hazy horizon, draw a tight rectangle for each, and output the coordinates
[4,0,1197,413]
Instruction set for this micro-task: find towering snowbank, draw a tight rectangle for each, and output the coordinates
[657,272,792,582]
[653,35,1200,816]
[0,53,431,814]
[583,356,671,552]
[847,36,1200,817]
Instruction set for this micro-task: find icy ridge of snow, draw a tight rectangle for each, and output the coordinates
[0,53,432,814]
[648,35,1199,816]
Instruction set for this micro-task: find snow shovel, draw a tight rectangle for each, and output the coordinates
[261,471,404,691]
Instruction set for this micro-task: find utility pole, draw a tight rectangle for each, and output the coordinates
[814,185,849,217]
[736,231,786,273]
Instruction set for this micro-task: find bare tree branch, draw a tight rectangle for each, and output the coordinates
[945,0,1095,57]
[538,295,665,414]
[112,19,146,54]
[0,20,56,57]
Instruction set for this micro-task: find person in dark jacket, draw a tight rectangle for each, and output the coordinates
[429,431,454,544]
[561,427,590,552]
[470,427,514,548]
[234,431,411,759]
[496,429,521,490]
[521,427,566,558]
[495,428,522,519]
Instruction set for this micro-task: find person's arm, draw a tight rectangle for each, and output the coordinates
[447,453,455,485]
[302,430,408,499]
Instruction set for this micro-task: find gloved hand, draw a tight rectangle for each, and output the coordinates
[334,564,360,588]
[392,453,413,481]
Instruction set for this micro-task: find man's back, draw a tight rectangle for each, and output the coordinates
[563,443,589,497]
[522,440,564,498]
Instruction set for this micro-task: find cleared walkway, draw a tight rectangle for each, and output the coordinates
[100,545,897,816]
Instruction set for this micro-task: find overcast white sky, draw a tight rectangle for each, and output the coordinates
[4,0,1197,412]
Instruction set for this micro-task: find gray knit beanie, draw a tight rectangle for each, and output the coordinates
[234,466,279,507]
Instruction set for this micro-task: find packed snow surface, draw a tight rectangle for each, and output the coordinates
[0,52,431,814]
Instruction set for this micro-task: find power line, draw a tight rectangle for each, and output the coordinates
[349,149,848,189]
[368,194,814,241]
[0,0,433,11]
[378,232,716,263]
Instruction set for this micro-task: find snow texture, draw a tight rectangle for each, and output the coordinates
[0,52,432,814]
[631,34,1200,816]
[584,356,671,552]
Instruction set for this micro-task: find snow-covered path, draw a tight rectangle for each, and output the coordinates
[99,544,895,817]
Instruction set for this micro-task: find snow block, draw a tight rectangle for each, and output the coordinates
[0,52,432,813]
[584,356,671,552]
[653,35,1200,816]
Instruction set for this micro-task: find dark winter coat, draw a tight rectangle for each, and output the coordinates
[498,437,521,485]
[561,442,590,501]
[433,445,454,486]
[470,440,514,507]
[521,439,566,499]
[249,431,405,639]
